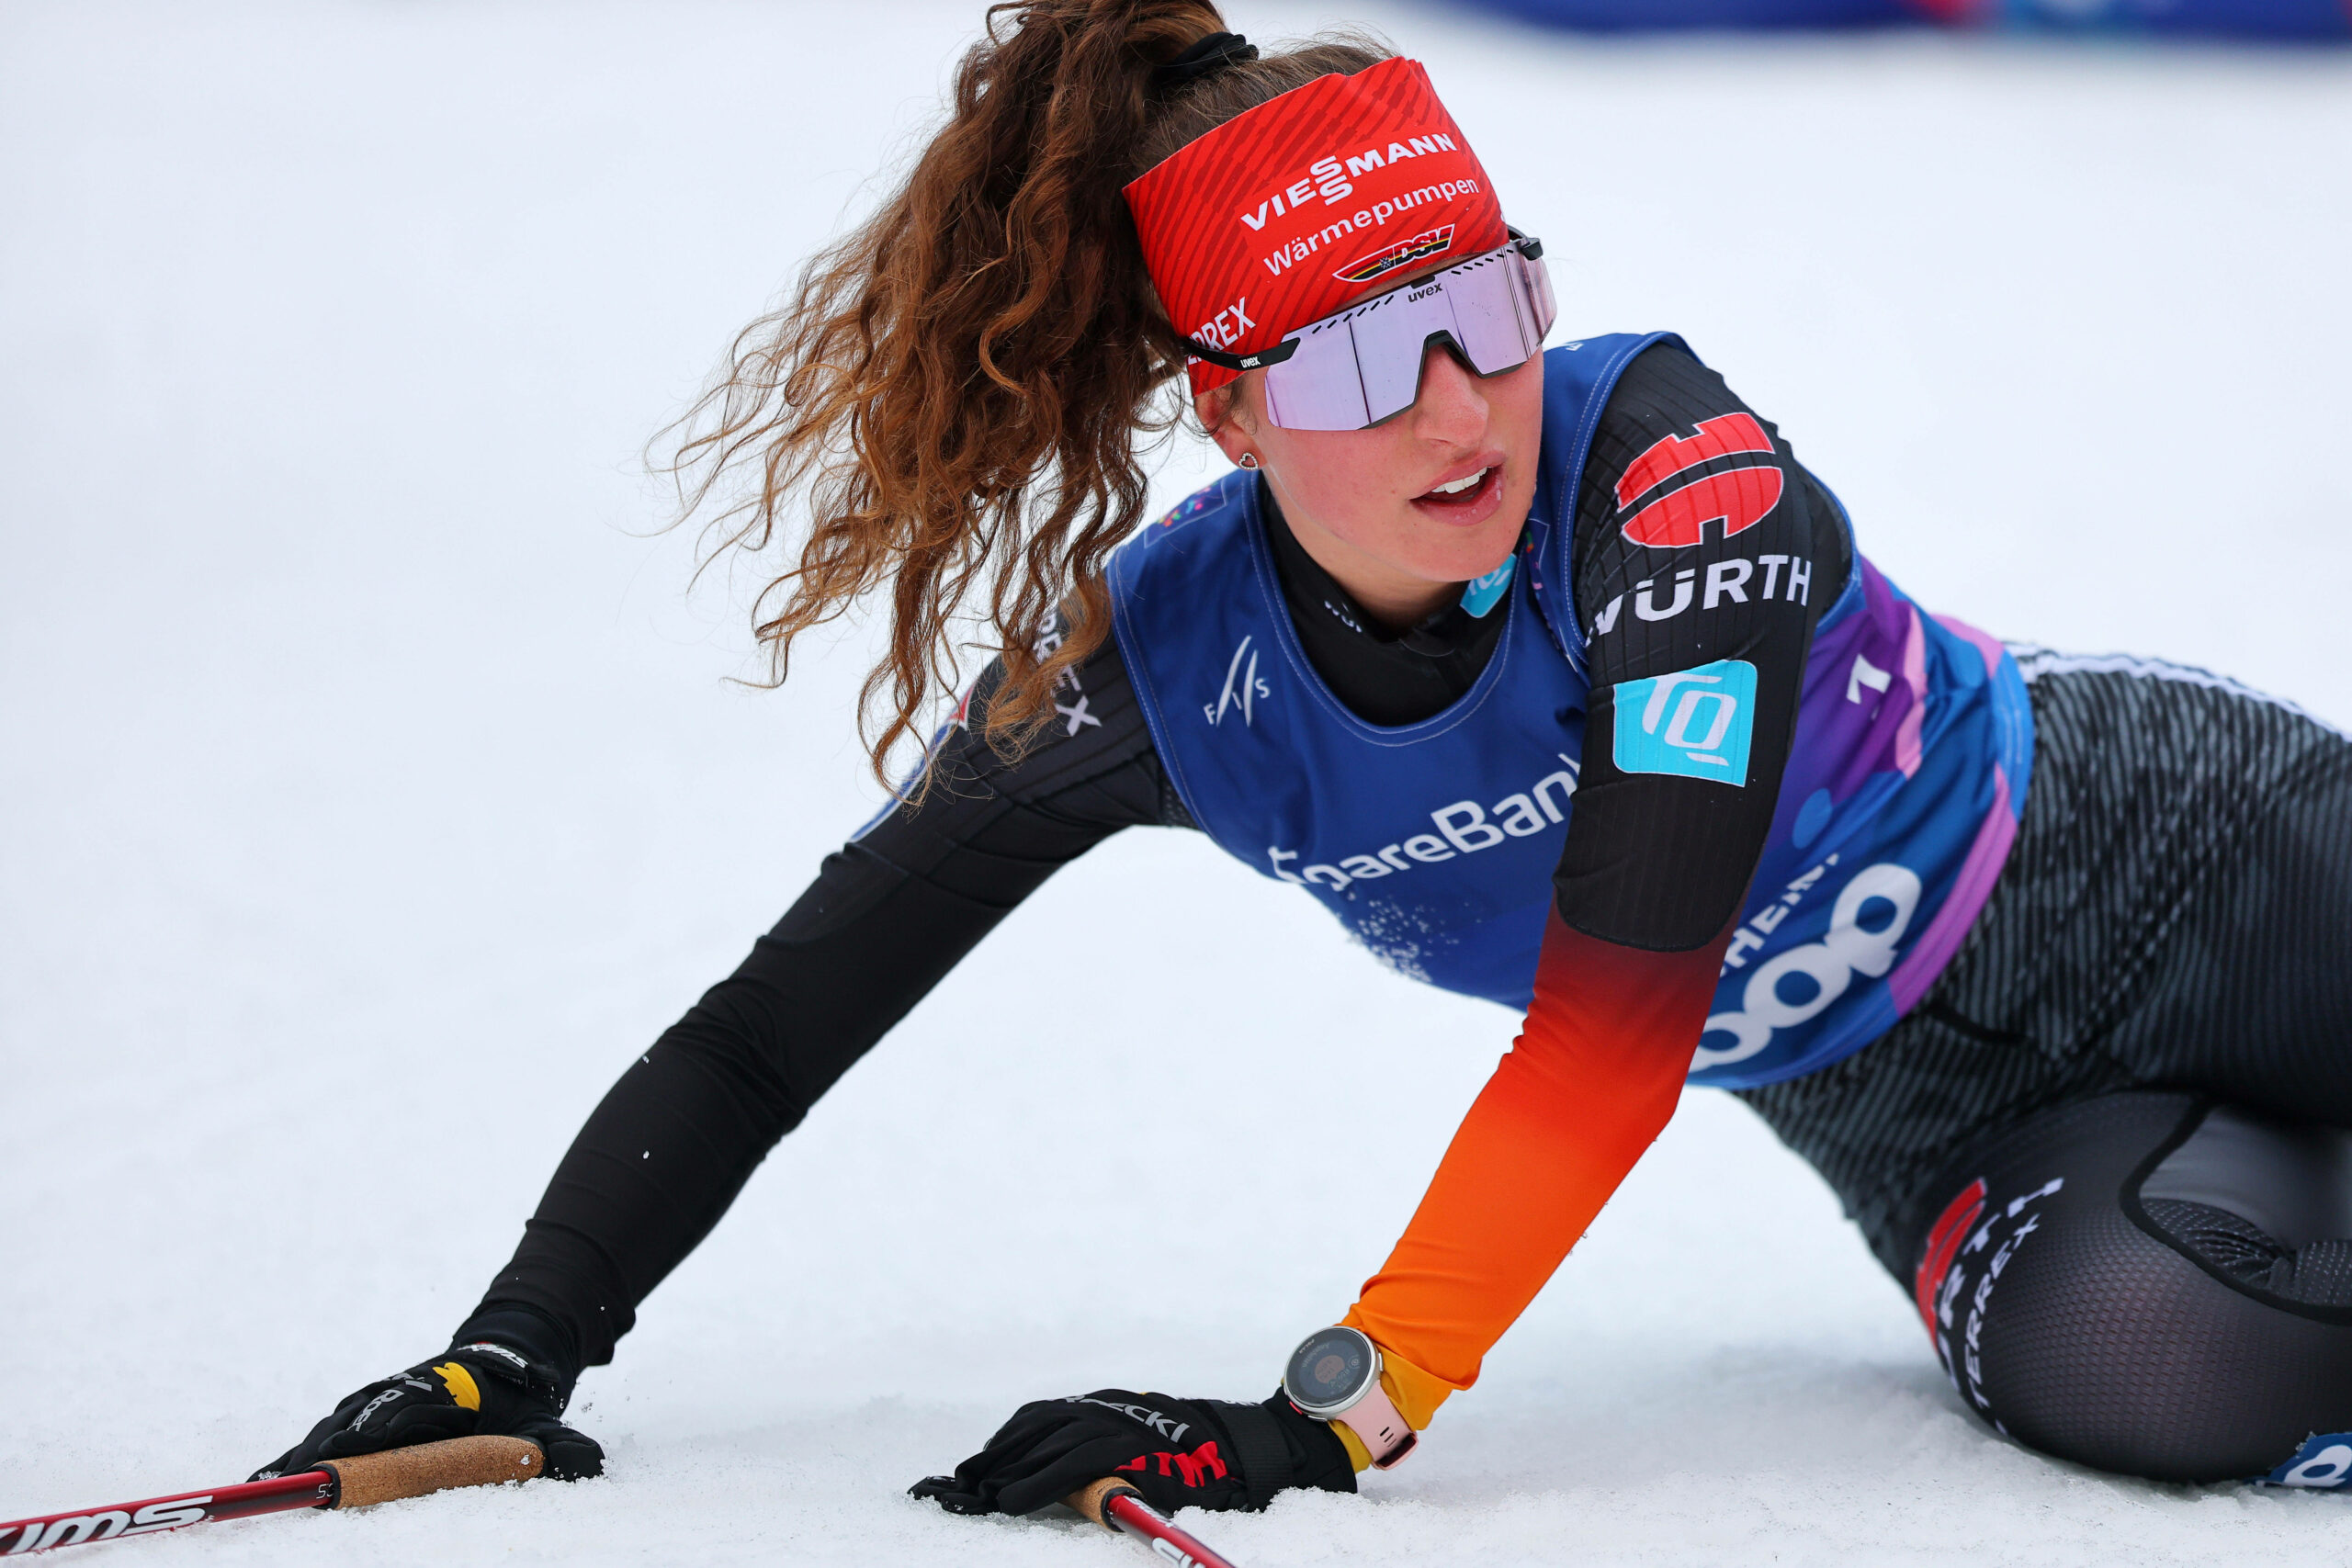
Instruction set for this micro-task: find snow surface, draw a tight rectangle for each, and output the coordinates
[5,3,2351,1562]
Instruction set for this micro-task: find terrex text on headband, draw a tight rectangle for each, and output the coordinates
[1177,233,1555,431]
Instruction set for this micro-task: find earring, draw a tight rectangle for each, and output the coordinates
[1238,453,1261,470]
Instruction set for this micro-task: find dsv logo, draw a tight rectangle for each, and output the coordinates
[1694,862,1920,1069]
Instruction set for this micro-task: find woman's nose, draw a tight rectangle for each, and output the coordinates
[1410,344,1489,443]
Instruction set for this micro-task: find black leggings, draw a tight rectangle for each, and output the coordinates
[1917,1092,2352,1482]
[1740,652,2352,1483]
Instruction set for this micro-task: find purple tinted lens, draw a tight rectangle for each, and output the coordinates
[1261,318,1370,430]
[1451,251,1540,377]
[1350,284,1453,425]
[1523,249,1557,344]
[1258,247,1555,432]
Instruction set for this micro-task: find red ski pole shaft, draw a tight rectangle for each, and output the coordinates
[0,1472,333,1552]
[0,1435,544,1553]
[1066,1475,1244,1568]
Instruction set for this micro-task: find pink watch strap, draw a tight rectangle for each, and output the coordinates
[1336,1378,1417,1468]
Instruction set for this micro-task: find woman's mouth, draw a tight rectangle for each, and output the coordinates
[1411,462,1503,524]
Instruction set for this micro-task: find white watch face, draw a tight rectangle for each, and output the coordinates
[1283,1326,1376,1415]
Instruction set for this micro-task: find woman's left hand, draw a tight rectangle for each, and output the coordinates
[910,1387,1354,1517]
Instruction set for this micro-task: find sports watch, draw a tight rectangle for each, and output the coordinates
[1281,1325,1417,1468]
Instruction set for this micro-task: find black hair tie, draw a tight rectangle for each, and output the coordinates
[1152,31,1257,88]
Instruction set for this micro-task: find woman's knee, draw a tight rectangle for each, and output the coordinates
[1911,1092,2352,1483]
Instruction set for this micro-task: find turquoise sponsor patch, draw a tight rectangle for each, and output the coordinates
[1612,659,1756,784]
[1460,554,1515,618]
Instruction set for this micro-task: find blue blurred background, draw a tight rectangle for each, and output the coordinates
[1459,0,2348,39]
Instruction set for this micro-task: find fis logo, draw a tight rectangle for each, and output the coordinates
[1612,660,1756,783]
[1205,635,1269,727]
[1332,224,1455,285]
[1613,412,1783,549]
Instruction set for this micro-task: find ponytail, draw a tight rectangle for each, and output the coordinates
[664,1,1387,790]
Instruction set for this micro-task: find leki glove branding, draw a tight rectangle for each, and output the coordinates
[1124,58,1509,395]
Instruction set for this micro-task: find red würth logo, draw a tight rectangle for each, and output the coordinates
[1615,412,1782,548]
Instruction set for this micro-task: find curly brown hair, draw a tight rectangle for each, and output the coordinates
[662,1,1385,792]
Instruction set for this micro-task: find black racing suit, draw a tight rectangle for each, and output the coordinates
[456,345,2352,1484]
[459,342,1832,1371]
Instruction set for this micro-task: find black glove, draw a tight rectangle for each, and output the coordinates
[251,1341,603,1483]
[910,1388,1353,1517]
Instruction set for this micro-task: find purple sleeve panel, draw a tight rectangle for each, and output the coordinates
[1687,560,2034,1089]
[1884,614,2031,1013]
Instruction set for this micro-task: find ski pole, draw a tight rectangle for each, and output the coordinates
[0,1435,544,1554]
[1066,1475,1243,1568]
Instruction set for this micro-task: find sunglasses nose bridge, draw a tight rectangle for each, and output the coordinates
[1404,331,1478,402]
[1410,330,1494,409]
[1422,328,1473,366]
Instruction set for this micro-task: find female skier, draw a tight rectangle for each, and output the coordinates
[259,2,2352,1509]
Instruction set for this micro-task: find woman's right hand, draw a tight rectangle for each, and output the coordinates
[251,1341,604,1482]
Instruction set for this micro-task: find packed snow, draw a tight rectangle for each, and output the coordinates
[5,3,2350,1562]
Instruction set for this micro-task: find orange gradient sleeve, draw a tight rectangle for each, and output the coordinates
[1343,908,1735,1396]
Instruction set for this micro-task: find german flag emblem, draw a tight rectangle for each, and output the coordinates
[1331,224,1456,286]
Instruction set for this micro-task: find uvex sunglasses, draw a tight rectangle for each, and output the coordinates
[1181,232,1556,432]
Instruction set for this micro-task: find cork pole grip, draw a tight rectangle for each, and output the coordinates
[1064,1474,1140,1528]
[321,1436,546,1508]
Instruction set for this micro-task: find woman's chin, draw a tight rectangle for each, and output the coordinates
[1396,511,1523,583]
[1395,547,1516,594]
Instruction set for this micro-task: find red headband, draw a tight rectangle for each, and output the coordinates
[1124,57,1510,397]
